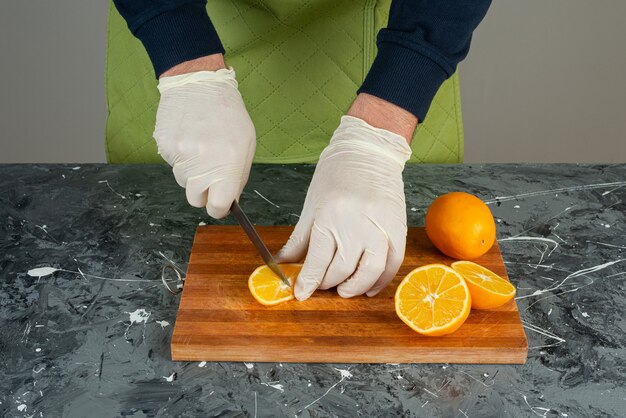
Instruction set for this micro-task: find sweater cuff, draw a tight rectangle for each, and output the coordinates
[134,3,225,77]
[358,37,450,122]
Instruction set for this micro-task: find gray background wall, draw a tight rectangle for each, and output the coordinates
[0,1,624,163]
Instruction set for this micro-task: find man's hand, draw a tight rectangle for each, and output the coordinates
[161,54,227,76]
[154,56,255,218]
[276,112,413,300]
[347,93,418,143]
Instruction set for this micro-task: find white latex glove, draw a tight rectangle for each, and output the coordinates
[277,116,412,300]
[154,68,256,218]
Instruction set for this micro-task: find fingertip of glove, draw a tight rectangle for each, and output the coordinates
[186,189,208,209]
[173,173,187,189]
[365,287,382,297]
[294,288,311,302]
[294,277,316,301]
[275,240,306,263]
[274,247,287,262]
[275,247,295,263]
[205,182,238,219]
[206,203,230,219]
[294,293,309,302]
[276,220,312,260]
[336,286,358,299]
[188,200,206,209]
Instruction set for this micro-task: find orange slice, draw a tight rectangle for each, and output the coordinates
[248,264,301,306]
[395,264,471,336]
[451,261,516,310]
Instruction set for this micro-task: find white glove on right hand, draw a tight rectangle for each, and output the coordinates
[154,68,256,218]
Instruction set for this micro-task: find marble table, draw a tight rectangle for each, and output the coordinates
[1,164,624,417]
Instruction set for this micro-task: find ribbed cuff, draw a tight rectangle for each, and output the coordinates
[333,116,412,167]
[157,67,237,93]
[358,33,450,122]
[135,3,225,77]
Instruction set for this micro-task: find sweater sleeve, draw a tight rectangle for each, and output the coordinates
[358,0,491,122]
[112,0,225,77]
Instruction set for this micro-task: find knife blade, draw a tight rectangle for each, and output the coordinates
[230,201,291,287]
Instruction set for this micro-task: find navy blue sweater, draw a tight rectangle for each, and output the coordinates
[113,0,491,121]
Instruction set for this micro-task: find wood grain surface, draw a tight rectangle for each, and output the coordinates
[171,226,528,364]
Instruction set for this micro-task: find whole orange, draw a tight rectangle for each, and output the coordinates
[425,192,496,260]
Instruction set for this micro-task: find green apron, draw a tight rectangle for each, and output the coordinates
[105,0,464,164]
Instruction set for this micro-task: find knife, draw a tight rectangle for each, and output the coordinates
[230,201,291,287]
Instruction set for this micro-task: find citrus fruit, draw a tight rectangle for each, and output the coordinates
[425,192,496,260]
[248,264,301,306]
[451,261,516,309]
[395,264,471,336]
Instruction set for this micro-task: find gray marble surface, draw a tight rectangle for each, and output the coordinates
[1,163,625,417]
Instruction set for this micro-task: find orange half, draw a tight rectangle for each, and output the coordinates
[395,264,471,336]
[248,264,301,306]
[451,261,516,309]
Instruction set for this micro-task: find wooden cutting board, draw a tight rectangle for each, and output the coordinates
[171,226,527,364]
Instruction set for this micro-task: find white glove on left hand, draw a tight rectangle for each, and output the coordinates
[277,116,412,300]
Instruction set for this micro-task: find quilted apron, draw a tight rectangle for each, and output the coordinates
[105,0,464,163]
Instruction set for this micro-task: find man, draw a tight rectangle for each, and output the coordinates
[113,0,491,301]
